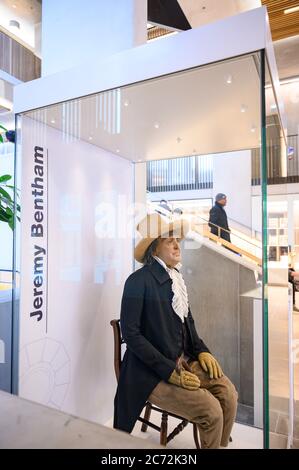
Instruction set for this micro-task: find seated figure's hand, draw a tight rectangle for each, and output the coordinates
[198,352,223,379]
[168,369,200,390]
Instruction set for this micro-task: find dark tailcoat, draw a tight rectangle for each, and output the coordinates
[113,259,210,433]
[208,202,231,242]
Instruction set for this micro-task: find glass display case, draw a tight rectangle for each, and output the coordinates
[12,8,292,449]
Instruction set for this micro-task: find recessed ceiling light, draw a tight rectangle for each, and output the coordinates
[50,119,55,124]
[116,149,120,153]
[12,4,17,8]
[154,122,160,129]
[284,6,299,14]
[124,99,130,107]
[88,136,93,141]
[251,126,256,133]
[9,19,20,29]
[138,159,142,162]
[225,75,233,84]
[240,105,247,113]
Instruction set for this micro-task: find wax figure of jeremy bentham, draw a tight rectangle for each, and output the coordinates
[114,213,238,449]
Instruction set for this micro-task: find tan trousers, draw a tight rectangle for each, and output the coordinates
[149,360,238,449]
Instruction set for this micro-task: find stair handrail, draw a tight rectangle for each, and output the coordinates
[195,214,262,251]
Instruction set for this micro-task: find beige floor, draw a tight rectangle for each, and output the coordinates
[268,286,299,448]
[131,411,263,449]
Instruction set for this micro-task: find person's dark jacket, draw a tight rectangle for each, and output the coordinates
[208,202,231,242]
[113,259,210,433]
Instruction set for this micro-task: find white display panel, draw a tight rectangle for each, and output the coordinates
[18,116,133,424]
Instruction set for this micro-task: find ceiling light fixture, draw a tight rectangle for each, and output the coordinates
[9,19,20,29]
[154,122,160,129]
[250,126,256,133]
[116,149,120,153]
[12,4,17,8]
[284,6,299,14]
[50,119,55,124]
[88,136,93,141]
[124,99,130,107]
[240,105,247,113]
[225,75,233,84]
[0,97,13,112]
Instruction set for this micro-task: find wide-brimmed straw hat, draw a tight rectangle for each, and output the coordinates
[134,213,191,263]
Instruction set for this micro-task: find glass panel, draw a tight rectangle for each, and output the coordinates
[16,51,267,448]
[0,137,15,393]
[134,53,263,448]
[16,97,134,424]
[264,55,292,449]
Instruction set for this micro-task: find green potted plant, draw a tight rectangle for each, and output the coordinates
[0,124,20,230]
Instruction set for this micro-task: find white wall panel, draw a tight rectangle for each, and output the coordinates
[19,116,133,424]
[213,150,252,228]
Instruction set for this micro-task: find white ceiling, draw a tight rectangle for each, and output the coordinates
[178,0,261,28]
[274,35,299,80]
[25,53,267,162]
[0,0,41,48]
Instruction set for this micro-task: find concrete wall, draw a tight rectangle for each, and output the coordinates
[181,242,256,406]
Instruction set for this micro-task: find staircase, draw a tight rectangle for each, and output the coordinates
[192,215,262,269]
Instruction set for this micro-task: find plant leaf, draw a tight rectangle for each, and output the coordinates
[4,185,18,191]
[0,124,7,131]
[8,217,14,231]
[0,206,11,221]
[0,174,12,183]
[0,187,12,201]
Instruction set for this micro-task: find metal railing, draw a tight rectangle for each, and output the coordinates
[252,134,299,185]
[147,136,299,192]
[193,215,262,264]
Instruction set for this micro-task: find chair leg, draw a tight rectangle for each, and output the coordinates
[193,423,201,449]
[141,403,152,432]
[160,411,168,446]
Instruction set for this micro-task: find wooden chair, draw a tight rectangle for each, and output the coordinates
[110,319,200,448]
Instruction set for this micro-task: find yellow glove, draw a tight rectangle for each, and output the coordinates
[168,369,201,391]
[198,352,223,379]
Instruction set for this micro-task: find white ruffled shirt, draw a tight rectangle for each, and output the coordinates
[153,256,189,323]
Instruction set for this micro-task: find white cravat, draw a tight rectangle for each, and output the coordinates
[153,256,189,323]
